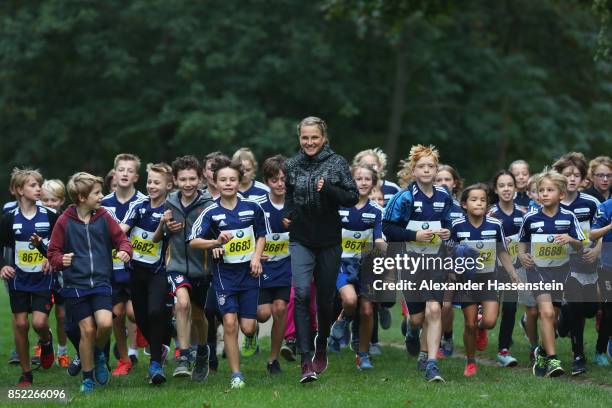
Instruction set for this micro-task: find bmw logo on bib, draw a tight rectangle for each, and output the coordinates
[422,222,429,230]
[354,232,361,239]
[476,241,484,249]
[236,230,244,238]
[218,294,226,306]
[142,232,148,239]
[547,235,555,243]
[28,243,35,250]
[273,234,279,241]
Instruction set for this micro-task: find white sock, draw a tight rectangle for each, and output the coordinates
[128,347,138,357]
[58,345,68,355]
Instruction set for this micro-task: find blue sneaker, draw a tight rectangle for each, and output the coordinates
[230,373,246,389]
[327,336,340,353]
[80,378,95,393]
[340,322,351,348]
[357,352,373,370]
[331,318,348,341]
[425,362,444,382]
[93,349,109,385]
[593,352,610,366]
[607,339,612,359]
[405,322,420,356]
[148,361,166,385]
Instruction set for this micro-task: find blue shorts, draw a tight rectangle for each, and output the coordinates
[336,259,361,292]
[215,287,259,319]
[65,293,112,324]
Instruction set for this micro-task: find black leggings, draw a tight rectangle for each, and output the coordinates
[130,265,171,364]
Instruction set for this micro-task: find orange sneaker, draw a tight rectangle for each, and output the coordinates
[136,327,148,349]
[464,362,477,377]
[57,353,70,368]
[112,359,132,376]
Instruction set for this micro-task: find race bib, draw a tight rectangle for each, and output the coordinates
[223,226,255,264]
[15,241,45,273]
[531,234,569,267]
[405,220,442,255]
[130,226,161,264]
[464,239,497,274]
[498,233,519,266]
[263,232,290,261]
[341,228,373,259]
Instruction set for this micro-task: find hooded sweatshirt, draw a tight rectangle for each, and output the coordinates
[284,144,358,248]
[164,190,214,278]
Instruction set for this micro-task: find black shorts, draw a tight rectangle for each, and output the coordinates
[527,266,567,304]
[65,293,112,324]
[112,282,131,305]
[402,268,446,315]
[459,273,498,308]
[564,275,599,317]
[598,265,612,303]
[9,289,53,314]
[258,286,291,305]
[52,289,65,307]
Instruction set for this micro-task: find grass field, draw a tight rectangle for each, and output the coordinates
[1,289,611,407]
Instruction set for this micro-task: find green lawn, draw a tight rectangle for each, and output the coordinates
[0,290,610,407]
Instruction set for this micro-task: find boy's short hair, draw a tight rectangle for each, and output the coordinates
[262,155,286,182]
[536,168,567,194]
[212,158,244,182]
[42,179,66,200]
[114,153,141,172]
[10,168,44,194]
[553,152,588,179]
[171,155,202,178]
[67,172,104,204]
[146,162,173,184]
[408,144,439,169]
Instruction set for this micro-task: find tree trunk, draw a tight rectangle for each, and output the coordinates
[385,25,410,171]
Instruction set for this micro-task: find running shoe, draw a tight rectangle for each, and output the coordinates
[267,359,282,375]
[281,339,297,362]
[112,359,132,376]
[496,349,518,367]
[379,307,392,330]
[464,362,477,377]
[241,329,259,358]
[148,361,166,385]
[545,358,564,377]
[356,352,373,370]
[67,356,81,376]
[571,355,586,376]
[425,362,444,382]
[80,378,95,393]
[312,334,328,375]
[173,355,192,377]
[593,352,610,366]
[191,345,210,382]
[405,322,420,356]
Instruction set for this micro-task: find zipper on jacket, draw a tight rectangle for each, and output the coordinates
[85,223,94,288]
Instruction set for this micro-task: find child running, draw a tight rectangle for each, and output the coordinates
[121,163,174,384]
[189,158,269,389]
[518,169,585,377]
[330,163,385,370]
[0,169,57,386]
[48,172,132,393]
[450,183,519,377]
[383,144,453,382]
[488,170,525,367]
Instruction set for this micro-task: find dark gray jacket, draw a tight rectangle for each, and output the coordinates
[164,190,214,278]
[284,145,358,248]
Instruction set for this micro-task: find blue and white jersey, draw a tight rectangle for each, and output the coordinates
[259,195,291,288]
[339,201,383,260]
[514,191,530,211]
[6,206,54,292]
[449,199,464,223]
[3,200,43,214]
[519,207,585,269]
[122,197,166,271]
[593,198,612,268]
[381,179,400,206]
[451,216,507,274]
[101,190,146,282]
[240,181,269,204]
[561,192,600,277]
[489,203,525,264]
[190,197,270,291]
[384,182,453,255]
